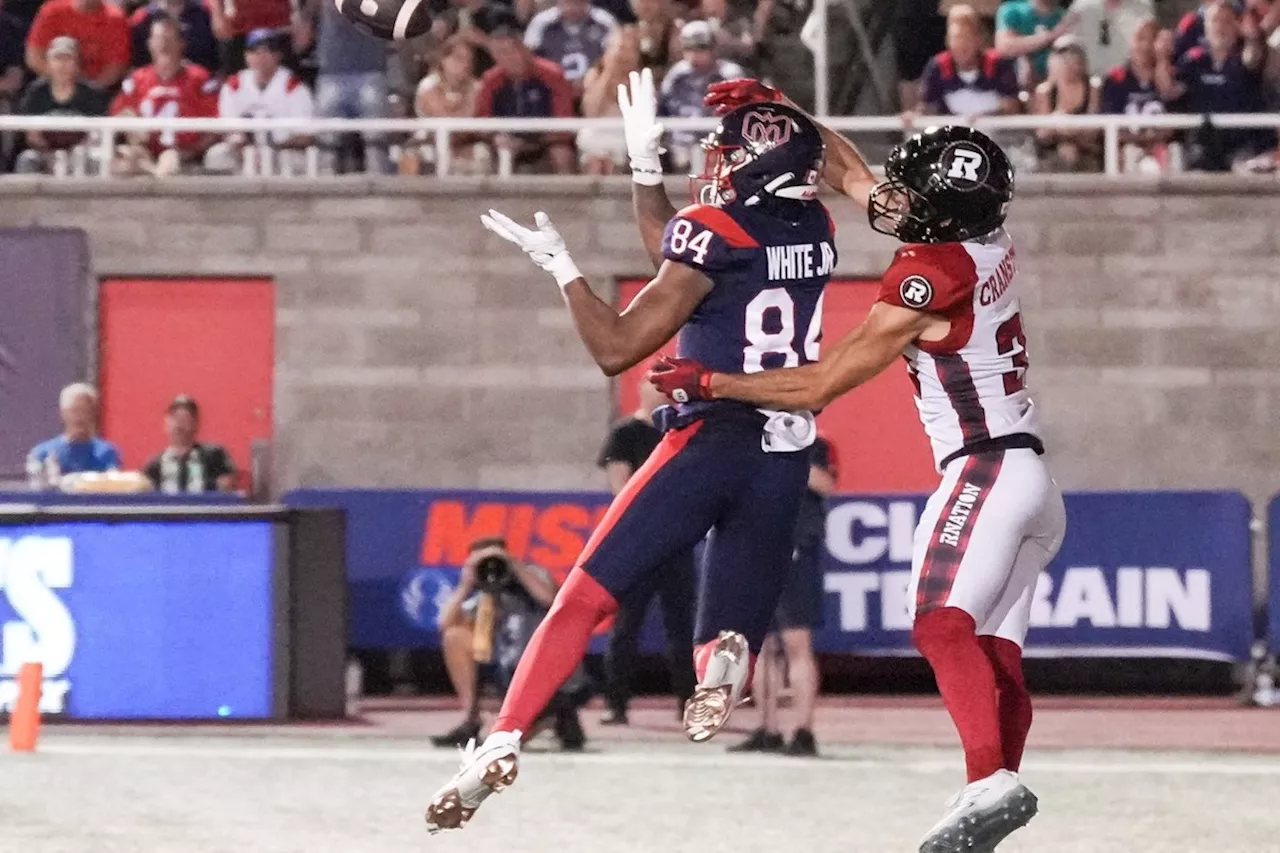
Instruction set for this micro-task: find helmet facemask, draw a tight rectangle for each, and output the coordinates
[691,135,743,206]
[868,177,944,243]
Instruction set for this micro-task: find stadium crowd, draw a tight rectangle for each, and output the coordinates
[0,0,1277,175]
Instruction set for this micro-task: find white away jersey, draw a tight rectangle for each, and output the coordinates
[877,229,1041,470]
[218,66,313,145]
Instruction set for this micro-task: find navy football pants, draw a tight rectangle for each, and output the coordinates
[578,416,810,653]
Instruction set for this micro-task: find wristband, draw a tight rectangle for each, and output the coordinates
[630,155,664,186]
[546,252,583,290]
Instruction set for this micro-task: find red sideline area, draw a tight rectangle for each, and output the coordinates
[359,695,1280,754]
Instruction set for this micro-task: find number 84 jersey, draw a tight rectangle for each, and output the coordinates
[878,229,1042,471]
[660,201,836,395]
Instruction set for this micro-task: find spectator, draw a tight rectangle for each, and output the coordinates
[111,15,220,176]
[524,0,617,94]
[1,0,28,137]
[995,0,1079,84]
[308,0,390,175]
[143,396,236,494]
[894,0,948,113]
[1162,0,1273,171]
[475,19,576,174]
[26,383,121,488]
[1067,0,1155,79]
[3,0,45,35]
[729,435,836,757]
[659,19,744,169]
[128,0,219,74]
[941,0,1001,33]
[1100,16,1175,172]
[631,0,680,75]
[697,0,762,70]
[596,377,695,726]
[14,36,106,174]
[918,4,1021,119]
[207,28,313,174]
[207,0,292,76]
[1173,0,1248,60]
[427,0,516,76]
[578,25,641,175]
[415,37,489,174]
[1032,35,1102,171]
[429,538,586,751]
[25,0,130,90]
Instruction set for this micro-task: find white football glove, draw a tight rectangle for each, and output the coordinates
[617,67,665,186]
[480,209,583,290]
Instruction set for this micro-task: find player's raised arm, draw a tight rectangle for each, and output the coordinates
[651,301,935,412]
[481,209,710,377]
[619,69,676,271]
[704,79,878,210]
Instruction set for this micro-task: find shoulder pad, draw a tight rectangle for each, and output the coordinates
[878,243,978,315]
[673,204,758,248]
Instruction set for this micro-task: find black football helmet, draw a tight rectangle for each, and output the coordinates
[693,102,825,214]
[869,126,1014,244]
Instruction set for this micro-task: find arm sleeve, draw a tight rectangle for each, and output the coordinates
[877,244,978,316]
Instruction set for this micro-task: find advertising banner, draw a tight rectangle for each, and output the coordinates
[289,488,1254,661]
[0,520,275,718]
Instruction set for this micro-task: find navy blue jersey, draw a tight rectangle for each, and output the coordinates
[1100,63,1165,115]
[1174,47,1266,114]
[659,201,836,417]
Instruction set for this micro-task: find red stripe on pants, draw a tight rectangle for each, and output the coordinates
[916,452,1003,614]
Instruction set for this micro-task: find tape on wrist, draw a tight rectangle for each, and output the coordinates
[546,252,583,290]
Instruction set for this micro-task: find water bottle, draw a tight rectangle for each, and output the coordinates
[161,454,180,494]
[43,455,61,491]
[344,658,363,718]
[187,453,205,494]
[26,456,46,491]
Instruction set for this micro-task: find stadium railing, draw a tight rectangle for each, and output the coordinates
[0,113,1277,179]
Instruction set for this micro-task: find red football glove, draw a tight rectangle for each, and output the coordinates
[647,356,713,404]
[704,78,784,116]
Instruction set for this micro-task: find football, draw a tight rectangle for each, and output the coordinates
[333,0,434,40]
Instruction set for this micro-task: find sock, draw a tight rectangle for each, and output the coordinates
[912,607,1003,783]
[979,635,1033,772]
[693,638,756,693]
[492,569,617,735]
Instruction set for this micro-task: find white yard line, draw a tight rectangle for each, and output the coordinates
[29,740,1280,776]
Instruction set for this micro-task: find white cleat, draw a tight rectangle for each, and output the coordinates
[683,631,750,743]
[918,769,1038,853]
[424,729,522,834]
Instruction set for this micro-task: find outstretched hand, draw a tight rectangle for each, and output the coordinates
[618,67,666,185]
[480,209,583,289]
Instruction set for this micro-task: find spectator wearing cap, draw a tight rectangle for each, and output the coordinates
[25,0,130,89]
[144,396,237,494]
[304,0,391,175]
[1032,35,1102,171]
[207,28,314,174]
[128,0,219,74]
[474,17,576,174]
[659,20,745,169]
[995,0,1079,84]
[15,36,107,174]
[524,0,617,96]
[918,4,1020,120]
[1066,0,1154,81]
[207,0,293,76]
[26,383,122,488]
[1161,0,1274,172]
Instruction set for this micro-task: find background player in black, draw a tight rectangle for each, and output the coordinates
[730,434,836,756]
[597,376,696,725]
[143,395,237,493]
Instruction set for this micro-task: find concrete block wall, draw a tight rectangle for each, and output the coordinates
[0,175,1277,505]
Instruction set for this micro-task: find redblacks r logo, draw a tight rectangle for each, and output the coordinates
[742,111,793,147]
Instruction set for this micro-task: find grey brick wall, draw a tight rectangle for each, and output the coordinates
[1,175,1276,504]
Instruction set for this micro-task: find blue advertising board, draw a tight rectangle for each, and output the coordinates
[1270,494,1280,651]
[288,488,1255,662]
[0,520,275,718]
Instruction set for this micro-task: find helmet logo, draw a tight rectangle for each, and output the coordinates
[899,275,934,309]
[741,110,793,147]
[943,143,988,190]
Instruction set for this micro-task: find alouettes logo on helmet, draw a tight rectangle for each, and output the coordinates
[741,111,793,148]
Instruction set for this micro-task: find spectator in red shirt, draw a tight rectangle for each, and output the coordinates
[111,14,220,174]
[25,0,131,89]
[207,0,293,76]
[475,17,576,174]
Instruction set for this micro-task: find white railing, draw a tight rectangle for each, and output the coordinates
[0,113,1277,179]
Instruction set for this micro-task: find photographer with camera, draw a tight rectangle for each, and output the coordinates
[430,537,588,751]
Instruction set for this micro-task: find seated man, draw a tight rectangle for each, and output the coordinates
[25,0,131,90]
[475,16,576,174]
[110,13,220,176]
[14,36,107,175]
[524,0,617,95]
[26,382,121,488]
[1100,16,1176,172]
[430,538,587,751]
[207,28,314,175]
[143,395,237,493]
[919,4,1021,120]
